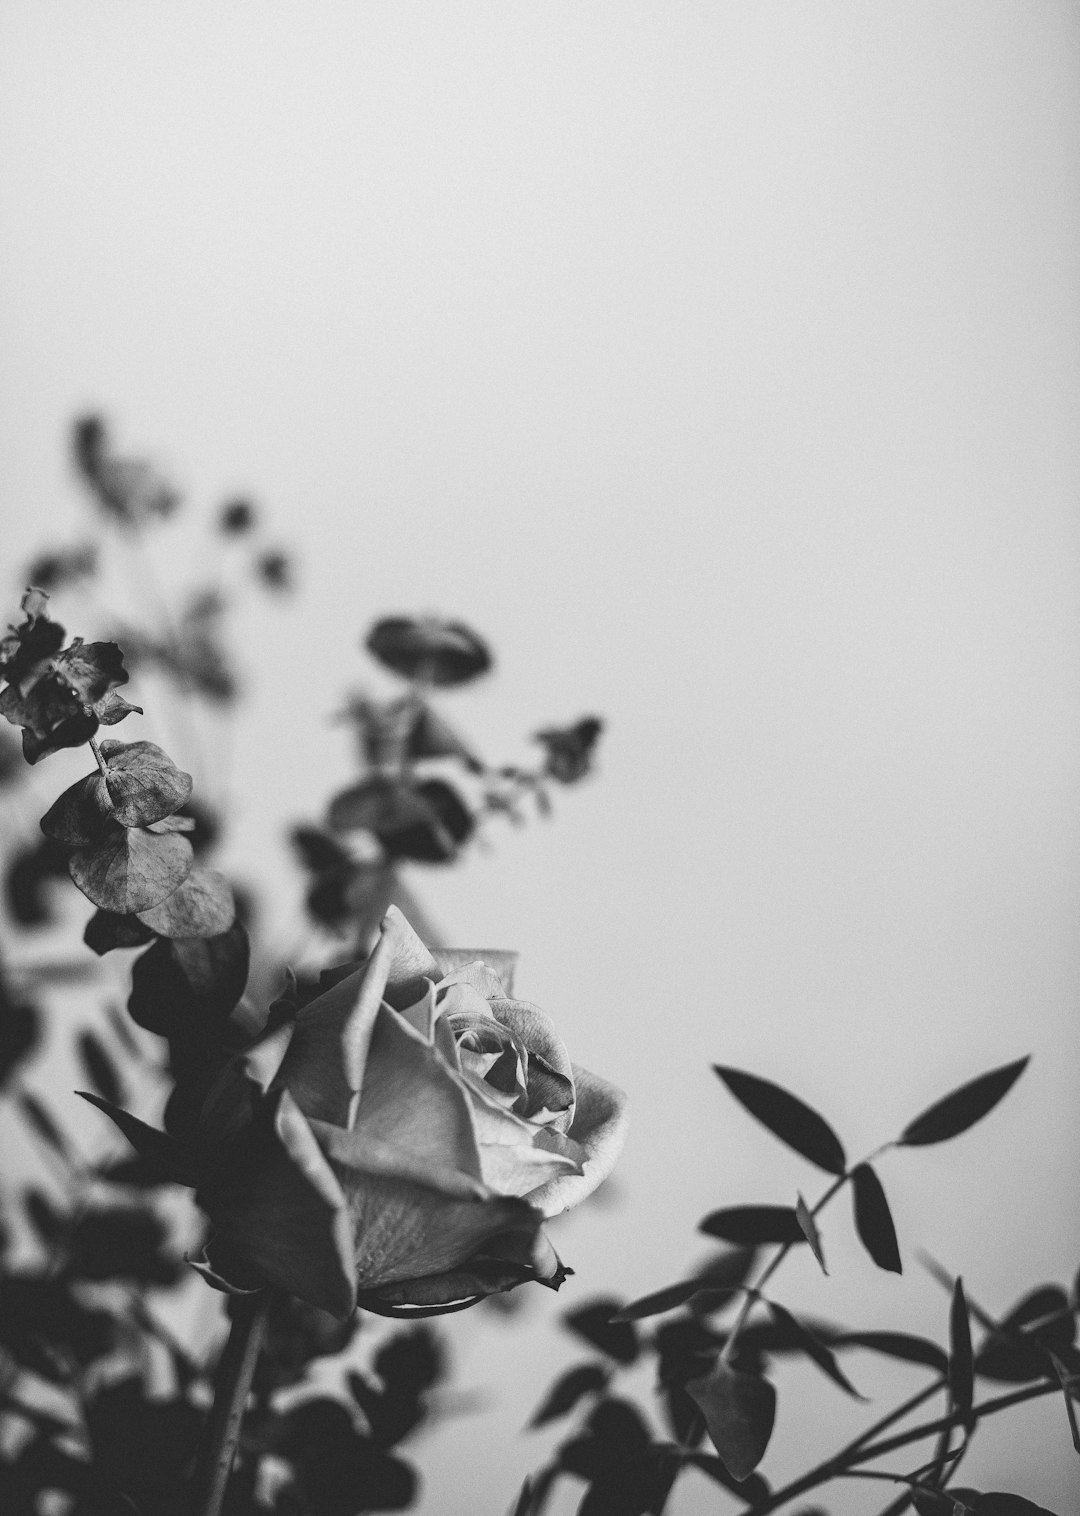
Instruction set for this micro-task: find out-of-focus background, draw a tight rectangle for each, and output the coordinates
[2,3,1078,1510]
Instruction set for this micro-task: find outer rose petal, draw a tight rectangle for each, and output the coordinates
[430,949,518,996]
[380,904,439,1007]
[273,930,394,1125]
[197,1089,356,1318]
[522,1064,629,1218]
[310,1120,541,1289]
[349,1001,483,1180]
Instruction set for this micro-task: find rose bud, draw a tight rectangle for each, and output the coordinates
[189,908,627,1317]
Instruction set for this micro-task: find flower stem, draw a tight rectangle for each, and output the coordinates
[187,1291,271,1516]
[88,736,108,775]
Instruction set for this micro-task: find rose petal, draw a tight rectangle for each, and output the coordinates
[522,1064,629,1218]
[490,999,576,1128]
[437,981,496,1022]
[476,1140,581,1199]
[347,1002,483,1180]
[274,928,395,1125]
[433,958,512,998]
[397,980,436,1040]
[310,1123,539,1289]
[380,904,439,1007]
[197,1089,356,1318]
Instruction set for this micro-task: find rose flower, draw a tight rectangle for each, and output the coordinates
[185,908,627,1317]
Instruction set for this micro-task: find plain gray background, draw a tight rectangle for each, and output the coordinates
[2,4,1078,1510]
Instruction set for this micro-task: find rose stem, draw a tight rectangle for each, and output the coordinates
[88,736,108,775]
[187,1291,272,1516]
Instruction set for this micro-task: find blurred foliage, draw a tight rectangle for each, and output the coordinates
[0,416,605,1513]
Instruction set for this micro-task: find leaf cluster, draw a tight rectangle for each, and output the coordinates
[519,1056,1076,1515]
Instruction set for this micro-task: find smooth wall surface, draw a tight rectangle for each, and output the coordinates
[2,4,1079,1510]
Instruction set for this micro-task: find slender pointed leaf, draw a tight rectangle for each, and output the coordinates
[699,1206,805,1246]
[529,1363,610,1428]
[794,1194,827,1274]
[685,1361,776,1481]
[827,1331,947,1373]
[852,1162,902,1273]
[18,1090,71,1159]
[1048,1353,1080,1455]
[949,1278,975,1430]
[612,1279,720,1323]
[76,1091,197,1185]
[713,1066,846,1174]
[898,1058,1029,1147]
[766,1303,864,1398]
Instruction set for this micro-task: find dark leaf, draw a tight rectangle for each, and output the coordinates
[852,1162,902,1273]
[84,908,156,956]
[558,1398,651,1483]
[256,548,292,589]
[219,498,256,534]
[612,1279,709,1323]
[25,542,98,592]
[577,1445,680,1516]
[23,1186,67,1245]
[135,867,235,938]
[713,1066,847,1174]
[18,1089,70,1158]
[257,1294,359,1396]
[362,1327,445,1447]
[0,1275,117,1378]
[973,1498,1062,1516]
[69,1205,181,1286]
[69,825,193,913]
[127,923,250,1062]
[827,1330,948,1373]
[913,1493,974,1516]
[794,1194,827,1274]
[0,988,39,1086]
[681,1449,771,1502]
[685,1360,776,1481]
[0,673,97,762]
[613,1250,754,1323]
[534,716,604,784]
[86,1377,201,1497]
[52,639,128,706]
[764,1303,863,1398]
[40,774,112,844]
[950,1278,975,1429]
[77,1091,197,1185]
[93,689,142,725]
[97,739,193,827]
[699,1206,805,1245]
[898,1057,1029,1147]
[367,615,491,686]
[975,1285,1076,1381]
[1049,1352,1080,1454]
[77,1031,122,1105]
[564,1298,640,1365]
[529,1363,610,1427]
[5,836,69,924]
[276,1397,417,1513]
